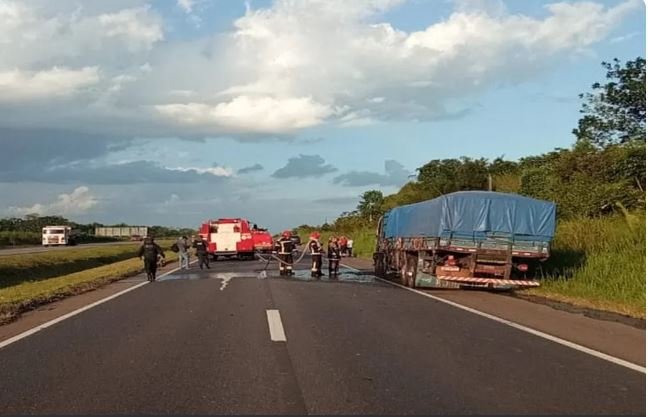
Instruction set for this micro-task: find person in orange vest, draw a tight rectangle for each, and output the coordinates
[308,232,324,278]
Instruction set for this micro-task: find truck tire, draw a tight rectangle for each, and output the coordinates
[374,253,386,277]
[406,252,418,288]
[399,261,409,286]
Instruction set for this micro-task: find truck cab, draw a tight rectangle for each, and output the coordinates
[42,225,76,246]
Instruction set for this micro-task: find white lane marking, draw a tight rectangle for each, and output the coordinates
[341,263,646,374]
[0,263,186,351]
[218,273,235,291]
[266,309,287,342]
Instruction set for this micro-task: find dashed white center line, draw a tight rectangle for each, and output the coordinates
[266,309,287,342]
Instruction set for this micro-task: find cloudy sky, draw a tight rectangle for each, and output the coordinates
[0,0,644,231]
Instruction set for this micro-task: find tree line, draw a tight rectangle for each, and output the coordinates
[310,57,646,234]
[0,214,196,240]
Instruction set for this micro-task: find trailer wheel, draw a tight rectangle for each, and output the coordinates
[374,253,385,277]
[406,252,418,288]
[212,255,218,262]
[399,262,409,286]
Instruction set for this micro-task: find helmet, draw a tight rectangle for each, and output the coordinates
[310,232,320,240]
[282,230,292,238]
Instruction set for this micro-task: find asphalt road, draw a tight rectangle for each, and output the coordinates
[0,258,644,414]
[0,241,137,256]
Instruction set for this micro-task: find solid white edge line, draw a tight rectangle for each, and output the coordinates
[0,262,188,351]
[266,309,287,342]
[341,263,646,374]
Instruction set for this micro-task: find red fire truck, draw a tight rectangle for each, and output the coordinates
[252,227,274,253]
[199,218,273,260]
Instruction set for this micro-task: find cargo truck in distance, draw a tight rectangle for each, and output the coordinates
[42,226,77,246]
[373,191,556,289]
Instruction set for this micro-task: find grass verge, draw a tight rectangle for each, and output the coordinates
[0,240,173,288]
[296,228,375,258]
[0,252,178,324]
[523,212,645,319]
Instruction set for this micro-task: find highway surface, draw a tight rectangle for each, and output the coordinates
[0,258,644,414]
[0,241,138,256]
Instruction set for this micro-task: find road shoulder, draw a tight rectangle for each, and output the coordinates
[341,257,646,366]
[0,261,178,344]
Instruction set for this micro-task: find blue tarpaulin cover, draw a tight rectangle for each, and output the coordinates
[382,191,556,242]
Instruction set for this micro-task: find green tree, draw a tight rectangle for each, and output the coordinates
[573,57,646,147]
[357,190,384,222]
[417,157,489,196]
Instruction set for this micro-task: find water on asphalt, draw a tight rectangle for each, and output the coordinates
[157,266,376,286]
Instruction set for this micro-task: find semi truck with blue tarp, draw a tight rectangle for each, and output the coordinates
[373,191,556,289]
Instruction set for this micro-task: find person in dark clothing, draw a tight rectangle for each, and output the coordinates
[138,237,165,282]
[275,231,295,276]
[193,236,210,270]
[327,237,341,277]
[308,232,323,278]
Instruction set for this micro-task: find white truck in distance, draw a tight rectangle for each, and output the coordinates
[42,226,75,246]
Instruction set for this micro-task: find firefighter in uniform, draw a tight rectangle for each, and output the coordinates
[193,236,210,270]
[276,231,295,276]
[308,232,323,278]
[138,236,165,282]
[327,236,341,277]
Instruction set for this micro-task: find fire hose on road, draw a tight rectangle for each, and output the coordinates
[254,244,338,278]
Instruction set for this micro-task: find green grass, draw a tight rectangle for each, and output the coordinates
[525,213,646,318]
[0,252,179,324]
[297,228,375,258]
[0,231,41,246]
[0,240,174,289]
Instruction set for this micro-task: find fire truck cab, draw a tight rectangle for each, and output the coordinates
[199,218,255,260]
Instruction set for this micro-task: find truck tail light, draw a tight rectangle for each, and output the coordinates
[517,264,529,272]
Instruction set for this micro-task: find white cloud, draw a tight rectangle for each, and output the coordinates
[0,0,639,136]
[155,96,334,133]
[98,7,164,50]
[7,186,98,216]
[171,166,234,177]
[177,0,195,14]
[609,31,639,44]
[0,67,99,102]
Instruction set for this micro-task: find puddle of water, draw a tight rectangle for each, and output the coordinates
[158,268,376,286]
[288,268,375,284]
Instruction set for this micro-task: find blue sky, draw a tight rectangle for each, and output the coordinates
[0,0,644,231]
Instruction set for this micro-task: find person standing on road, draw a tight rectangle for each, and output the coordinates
[308,232,324,278]
[327,237,341,277]
[177,235,190,270]
[339,235,348,257]
[275,231,295,276]
[347,237,354,257]
[193,236,210,270]
[138,237,165,282]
